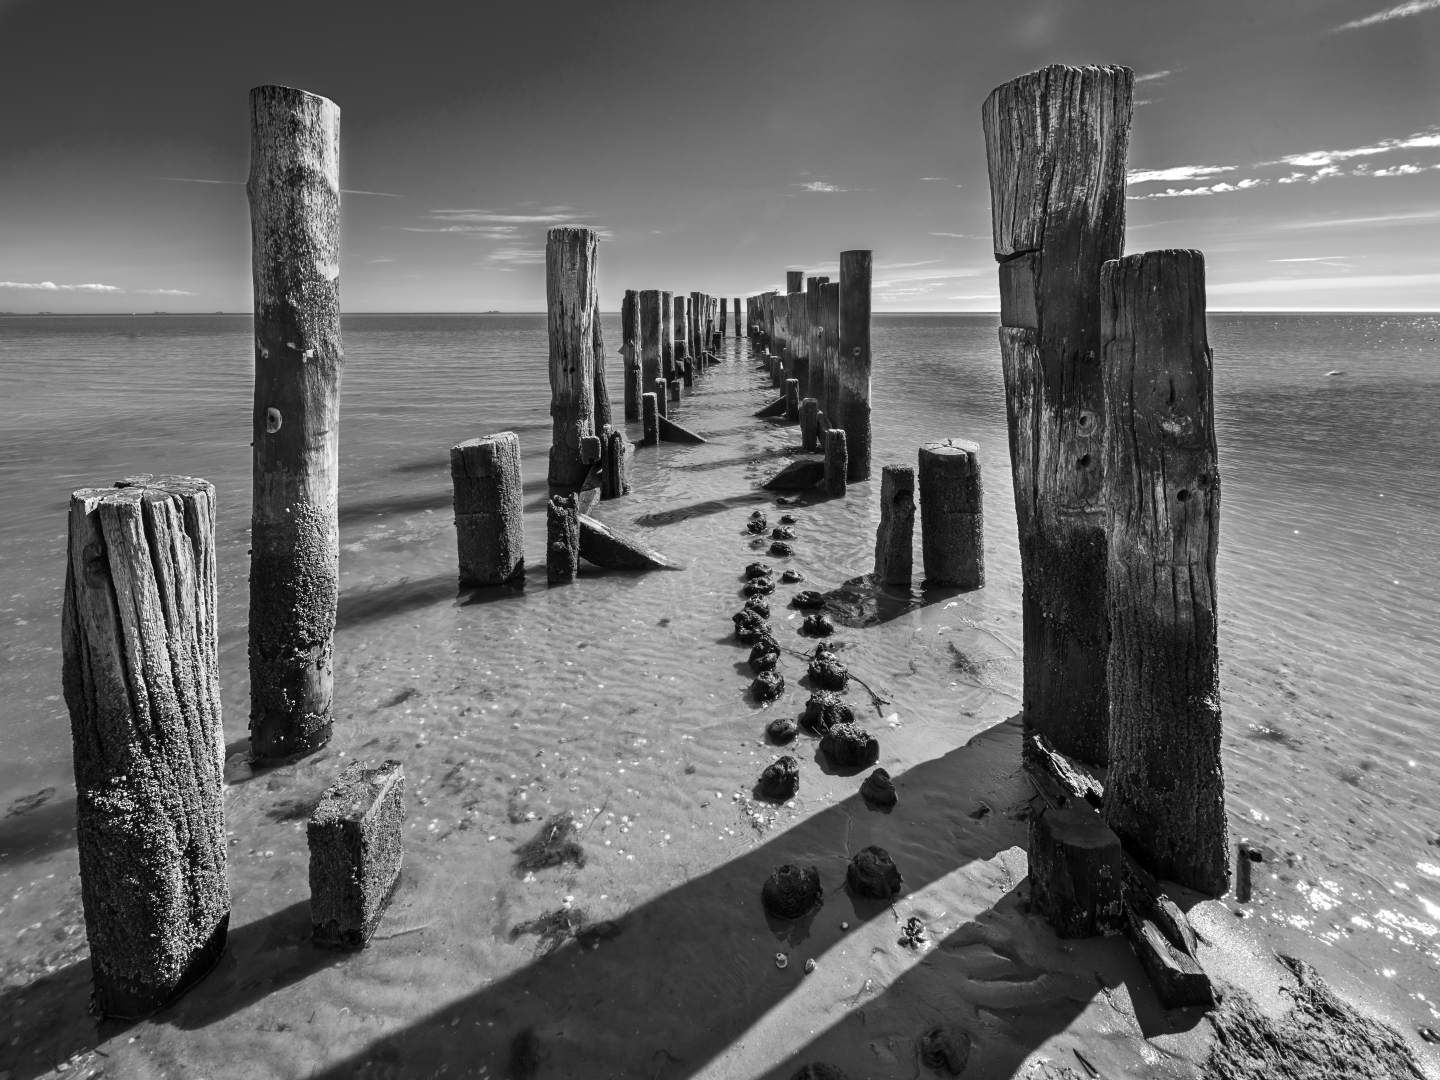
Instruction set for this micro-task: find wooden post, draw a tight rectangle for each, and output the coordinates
[873,465,915,586]
[308,759,405,949]
[621,289,640,421]
[603,429,634,497]
[806,277,824,404]
[661,290,675,379]
[247,85,343,762]
[451,432,524,587]
[785,378,800,420]
[545,227,598,489]
[547,494,579,584]
[820,281,840,436]
[735,297,742,340]
[642,392,659,446]
[689,292,701,367]
[786,270,803,293]
[721,296,728,337]
[63,475,229,1018]
[1100,249,1228,896]
[639,289,663,392]
[824,429,848,497]
[800,397,819,452]
[682,356,693,387]
[669,379,682,402]
[592,299,612,434]
[837,250,872,482]
[918,439,985,589]
[654,376,668,418]
[984,64,1133,765]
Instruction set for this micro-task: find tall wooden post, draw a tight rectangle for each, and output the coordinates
[639,289,663,393]
[919,440,985,589]
[592,300,612,434]
[721,296,728,337]
[674,294,688,368]
[1101,249,1228,896]
[452,432,524,587]
[806,277,824,407]
[621,289,640,421]
[786,270,803,293]
[984,64,1133,765]
[247,85,342,762]
[837,250,872,482]
[545,227,599,489]
[873,465,916,586]
[63,475,229,1018]
[660,290,675,379]
[820,281,840,436]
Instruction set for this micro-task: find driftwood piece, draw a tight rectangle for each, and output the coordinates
[1023,726,1103,809]
[1125,901,1212,1009]
[545,227,599,488]
[873,465,915,586]
[984,65,1133,767]
[451,432,524,586]
[1101,249,1228,897]
[918,439,984,589]
[63,476,229,1018]
[823,429,848,497]
[836,251,872,481]
[246,84,343,762]
[764,458,825,490]
[657,414,707,444]
[578,514,671,570]
[546,494,579,584]
[308,759,405,949]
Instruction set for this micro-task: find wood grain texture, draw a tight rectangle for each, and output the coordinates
[837,250,873,482]
[1100,249,1228,896]
[983,65,1133,765]
[246,84,342,761]
[63,476,229,1017]
[451,432,524,587]
[546,227,599,488]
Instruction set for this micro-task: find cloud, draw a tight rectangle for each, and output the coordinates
[1278,130,1440,168]
[368,258,395,263]
[1129,178,1268,199]
[0,280,122,292]
[136,288,194,295]
[919,177,949,181]
[1127,165,1234,184]
[929,231,986,238]
[488,248,546,265]
[1208,272,1440,295]
[1271,256,1348,262]
[1279,208,1440,229]
[1335,0,1440,31]
[796,181,842,193]
[1135,69,1173,83]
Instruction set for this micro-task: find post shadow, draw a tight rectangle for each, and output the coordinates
[0,793,76,867]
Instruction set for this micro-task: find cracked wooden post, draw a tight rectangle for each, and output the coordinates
[919,439,985,589]
[545,227,599,491]
[837,250,872,482]
[824,428,848,497]
[984,64,1133,765]
[661,290,675,380]
[873,464,916,586]
[1101,249,1229,896]
[820,280,840,446]
[451,432,524,587]
[247,84,342,762]
[639,289,663,393]
[63,475,229,1018]
[621,289,640,421]
[547,494,579,584]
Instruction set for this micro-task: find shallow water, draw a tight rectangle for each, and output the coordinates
[0,313,1437,1076]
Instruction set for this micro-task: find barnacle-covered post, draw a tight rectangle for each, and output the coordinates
[246,84,343,761]
[545,226,599,490]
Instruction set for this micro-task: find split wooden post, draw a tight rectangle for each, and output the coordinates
[785,378,800,421]
[800,397,819,451]
[603,428,634,497]
[63,475,229,1018]
[451,432,524,587]
[621,289,641,421]
[246,85,343,762]
[918,440,985,589]
[639,289,663,392]
[547,494,579,584]
[308,759,406,949]
[837,250,873,482]
[661,290,675,379]
[820,280,841,442]
[642,392,659,446]
[654,376,668,418]
[984,64,1133,765]
[824,429,848,497]
[873,465,916,586]
[545,227,599,489]
[1100,249,1229,896]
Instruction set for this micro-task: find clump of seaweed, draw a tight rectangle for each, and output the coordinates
[514,813,586,872]
[511,907,586,953]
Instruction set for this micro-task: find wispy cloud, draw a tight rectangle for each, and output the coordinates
[1279,208,1440,229]
[1335,0,1440,31]
[1271,256,1348,262]
[136,288,194,295]
[796,181,843,193]
[488,248,546,265]
[1130,178,1268,199]
[919,176,949,182]
[157,175,403,197]
[1278,130,1440,167]
[0,280,122,292]
[1127,165,1234,184]
[1135,69,1173,83]
[929,231,987,239]
[430,208,579,224]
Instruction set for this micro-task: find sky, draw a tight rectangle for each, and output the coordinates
[2,0,1440,312]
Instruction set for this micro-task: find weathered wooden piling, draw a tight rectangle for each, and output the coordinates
[806,277,825,404]
[661,290,675,379]
[873,465,915,586]
[1100,249,1228,896]
[984,64,1133,765]
[785,378,800,421]
[786,270,804,293]
[63,475,229,1018]
[642,392,659,446]
[837,250,873,482]
[820,280,841,437]
[547,494,580,584]
[592,302,612,434]
[683,355,694,388]
[669,379,682,402]
[824,429,848,497]
[246,85,343,762]
[918,440,985,589]
[800,397,819,451]
[720,296,728,337]
[451,432,524,587]
[654,376,668,418]
[639,289,663,391]
[675,294,689,367]
[544,227,599,491]
[622,289,640,421]
[308,759,405,949]
[602,429,633,498]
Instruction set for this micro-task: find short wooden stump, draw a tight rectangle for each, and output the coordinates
[308,760,407,949]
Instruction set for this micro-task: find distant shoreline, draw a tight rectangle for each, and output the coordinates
[4,309,1440,317]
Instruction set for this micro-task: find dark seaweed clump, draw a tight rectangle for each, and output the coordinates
[514,813,586,871]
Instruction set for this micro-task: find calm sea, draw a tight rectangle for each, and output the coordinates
[1,312,1437,1053]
